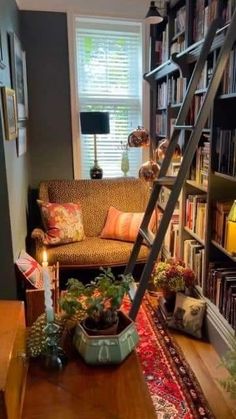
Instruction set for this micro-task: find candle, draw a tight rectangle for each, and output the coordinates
[42,250,48,268]
[43,268,54,322]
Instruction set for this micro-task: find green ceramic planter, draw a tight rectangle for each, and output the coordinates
[73,311,139,365]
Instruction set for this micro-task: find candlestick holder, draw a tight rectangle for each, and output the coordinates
[43,320,67,369]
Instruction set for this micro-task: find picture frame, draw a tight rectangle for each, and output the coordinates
[9,32,28,120]
[1,87,18,140]
[17,124,27,156]
[0,31,6,70]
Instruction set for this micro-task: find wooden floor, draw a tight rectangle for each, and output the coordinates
[171,330,236,418]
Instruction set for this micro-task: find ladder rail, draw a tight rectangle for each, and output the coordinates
[124,17,221,277]
[129,9,236,320]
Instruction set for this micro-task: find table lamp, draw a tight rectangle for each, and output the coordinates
[80,111,110,179]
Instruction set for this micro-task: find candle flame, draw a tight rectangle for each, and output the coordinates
[42,250,48,267]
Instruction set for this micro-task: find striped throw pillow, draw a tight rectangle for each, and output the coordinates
[100,206,156,243]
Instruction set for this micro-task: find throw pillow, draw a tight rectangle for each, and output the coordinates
[16,250,44,289]
[168,292,206,339]
[100,206,156,243]
[37,200,85,245]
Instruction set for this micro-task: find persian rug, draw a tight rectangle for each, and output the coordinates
[125,296,215,419]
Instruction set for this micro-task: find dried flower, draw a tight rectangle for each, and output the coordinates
[151,259,195,292]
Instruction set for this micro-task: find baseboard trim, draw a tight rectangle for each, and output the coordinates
[196,289,235,356]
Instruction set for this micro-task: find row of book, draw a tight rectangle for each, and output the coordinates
[212,200,233,247]
[189,138,210,187]
[207,264,236,330]
[157,81,168,108]
[185,194,207,240]
[196,61,213,91]
[184,239,205,288]
[193,0,218,43]
[174,5,186,36]
[222,0,236,23]
[156,113,167,136]
[170,36,185,55]
[222,48,236,94]
[215,129,236,177]
[168,76,186,105]
[187,95,210,127]
[157,77,186,108]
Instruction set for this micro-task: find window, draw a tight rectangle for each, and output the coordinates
[75,17,143,178]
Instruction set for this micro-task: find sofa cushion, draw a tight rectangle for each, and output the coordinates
[38,200,85,245]
[38,178,150,237]
[45,236,150,267]
[100,206,156,242]
[15,250,44,289]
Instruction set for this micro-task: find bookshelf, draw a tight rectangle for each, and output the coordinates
[145,0,236,354]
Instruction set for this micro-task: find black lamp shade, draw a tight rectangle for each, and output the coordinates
[145,1,163,24]
[80,112,110,135]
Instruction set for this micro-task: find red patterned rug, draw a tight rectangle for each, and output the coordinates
[124,296,215,419]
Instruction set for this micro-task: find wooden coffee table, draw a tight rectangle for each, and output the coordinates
[22,351,156,419]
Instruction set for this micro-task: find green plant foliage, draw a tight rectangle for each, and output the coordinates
[59,267,133,330]
[219,345,236,399]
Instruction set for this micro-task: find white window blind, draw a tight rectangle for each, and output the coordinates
[76,18,143,178]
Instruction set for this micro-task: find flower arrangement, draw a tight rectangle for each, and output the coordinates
[151,259,196,293]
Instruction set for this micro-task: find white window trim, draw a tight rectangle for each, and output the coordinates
[67,12,150,179]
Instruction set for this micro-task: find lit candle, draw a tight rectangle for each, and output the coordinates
[42,250,48,268]
[43,268,54,323]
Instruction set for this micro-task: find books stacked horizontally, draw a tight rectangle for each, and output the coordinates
[207,264,236,330]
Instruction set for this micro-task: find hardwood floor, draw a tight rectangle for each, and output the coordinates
[172,330,236,418]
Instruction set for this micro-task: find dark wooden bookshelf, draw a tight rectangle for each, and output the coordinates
[146,0,236,355]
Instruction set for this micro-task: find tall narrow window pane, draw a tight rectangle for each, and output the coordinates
[76,18,143,178]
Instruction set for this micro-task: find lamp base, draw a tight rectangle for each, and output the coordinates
[90,161,103,179]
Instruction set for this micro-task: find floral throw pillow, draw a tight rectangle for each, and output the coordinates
[37,200,85,245]
[16,250,44,289]
[100,206,156,243]
[168,292,206,339]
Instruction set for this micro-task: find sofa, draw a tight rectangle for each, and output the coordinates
[31,177,152,269]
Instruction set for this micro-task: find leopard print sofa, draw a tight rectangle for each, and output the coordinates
[31,177,151,268]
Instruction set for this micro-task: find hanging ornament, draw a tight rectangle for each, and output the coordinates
[128,126,150,147]
[139,160,159,182]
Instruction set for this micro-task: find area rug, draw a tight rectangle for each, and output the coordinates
[124,296,215,419]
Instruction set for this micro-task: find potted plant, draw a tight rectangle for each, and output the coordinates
[151,259,196,311]
[59,268,139,365]
[219,343,236,400]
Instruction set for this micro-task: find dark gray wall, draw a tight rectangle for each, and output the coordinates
[0,0,29,298]
[21,11,74,188]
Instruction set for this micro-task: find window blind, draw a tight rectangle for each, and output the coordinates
[76,18,143,178]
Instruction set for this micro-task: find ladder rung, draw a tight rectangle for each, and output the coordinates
[129,281,137,301]
[155,176,176,187]
[139,228,155,247]
[174,125,193,130]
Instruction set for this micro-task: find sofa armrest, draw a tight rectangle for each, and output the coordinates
[31,228,45,243]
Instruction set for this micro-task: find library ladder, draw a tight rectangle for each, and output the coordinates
[125,10,236,320]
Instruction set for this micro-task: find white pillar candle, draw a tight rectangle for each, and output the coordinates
[43,268,54,323]
[42,250,48,268]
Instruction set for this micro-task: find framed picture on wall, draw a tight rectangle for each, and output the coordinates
[0,31,6,70]
[1,87,18,140]
[17,124,27,156]
[9,32,28,120]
